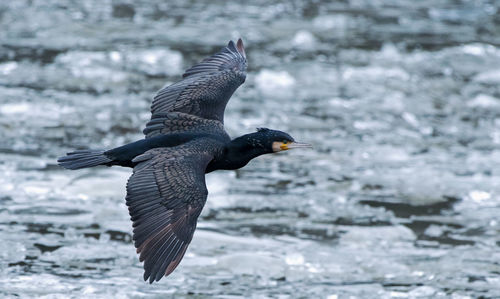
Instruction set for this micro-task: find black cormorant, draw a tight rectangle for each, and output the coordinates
[58,39,311,283]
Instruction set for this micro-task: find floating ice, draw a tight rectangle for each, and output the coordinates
[467,94,499,108]
[23,185,50,195]
[0,62,18,75]
[56,51,108,68]
[402,112,419,127]
[109,51,122,62]
[424,225,444,238]
[55,51,129,83]
[468,190,491,202]
[292,30,317,50]
[0,103,30,114]
[342,66,410,81]
[313,14,348,31]
[462,44,489,56]
[62,169,129,199]
[285,252,304,265]
[255,69,296,98]
[473,70,500,84]
[408,286,437,297]
[340,226,416,248]
[216,253,286,278]
[125,48,183,76]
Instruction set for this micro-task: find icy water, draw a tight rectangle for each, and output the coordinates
[1,0,500,298]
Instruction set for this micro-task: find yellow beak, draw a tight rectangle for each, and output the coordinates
[281,141,313,150]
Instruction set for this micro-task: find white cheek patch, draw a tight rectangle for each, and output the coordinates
[272,141,283,152]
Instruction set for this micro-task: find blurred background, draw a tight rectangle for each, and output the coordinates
[1,0,500,298]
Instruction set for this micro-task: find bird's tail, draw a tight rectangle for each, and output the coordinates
[57,149,113,170]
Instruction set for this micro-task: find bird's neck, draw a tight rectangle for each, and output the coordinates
[207,133,271,172]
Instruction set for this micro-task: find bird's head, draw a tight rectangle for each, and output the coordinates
[253,127,312,153]
[223,128,312,170]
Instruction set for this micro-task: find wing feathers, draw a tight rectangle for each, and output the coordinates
[125,141,216,283]
[143,112,228,139]
[147,39,247,125]
[182,39,246,78]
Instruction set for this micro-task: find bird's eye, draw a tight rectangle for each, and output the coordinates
[282,140,288,144]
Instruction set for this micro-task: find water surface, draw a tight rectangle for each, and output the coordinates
[1,0,500,298]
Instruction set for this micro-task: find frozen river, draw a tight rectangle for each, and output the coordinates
[1,0,500,298]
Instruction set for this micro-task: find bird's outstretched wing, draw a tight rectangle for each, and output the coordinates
[149,39,247,124]
[126,140,217,283]
[142,112,228,139]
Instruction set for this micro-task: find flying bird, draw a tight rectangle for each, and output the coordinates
[58,39,312,283]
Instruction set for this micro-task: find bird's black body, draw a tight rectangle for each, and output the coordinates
[57,39,310,283]
[104,133,204,168]
[64,129,294,171]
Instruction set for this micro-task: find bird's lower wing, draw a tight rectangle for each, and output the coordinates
[126,144,214,283]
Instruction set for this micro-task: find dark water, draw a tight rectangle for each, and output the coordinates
[1,0,500,298]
